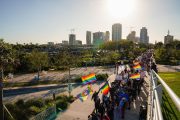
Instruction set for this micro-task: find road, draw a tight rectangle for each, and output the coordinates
[3,66,115,103]
[6,66,115,83]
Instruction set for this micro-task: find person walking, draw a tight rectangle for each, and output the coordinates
[151,62,158,73]
[119,97,127,119]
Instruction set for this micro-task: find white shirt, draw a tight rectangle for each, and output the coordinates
[116,74,123,81]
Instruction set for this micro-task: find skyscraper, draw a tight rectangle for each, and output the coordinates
[140,27,149,44]
[127,31,136,42]
[93,32,105,47]
[86,31,91,45]
[105,31,110,41]
[112,23,122,41]
[62,40,68,45]
[69,34,76,45]
[75,40,82,45]
[164,30,173,44]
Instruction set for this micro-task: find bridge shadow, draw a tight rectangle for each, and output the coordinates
[124,80,149,120]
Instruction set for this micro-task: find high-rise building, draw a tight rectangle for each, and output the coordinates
[140,27,149,44]
[164,30,173,44]
[127,31,136,42]
[112,23,122,41]
[86,31,91,45]
[69,34,76,45]
[62,40,68,45]
[93,32,105,46]
[75,40,82,45]
[47,42,54,46]
[105,31,110,41]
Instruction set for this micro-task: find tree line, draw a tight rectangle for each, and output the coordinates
[0,39,180,76]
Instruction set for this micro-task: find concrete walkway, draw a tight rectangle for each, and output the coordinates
[56,74,116,120]
[56,74,149,120]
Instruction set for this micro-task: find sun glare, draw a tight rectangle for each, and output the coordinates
[107,0,136,19]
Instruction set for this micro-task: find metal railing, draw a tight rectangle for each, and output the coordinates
[30,105,56,120]
[148,70,180,120]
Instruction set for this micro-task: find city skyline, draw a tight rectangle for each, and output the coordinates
[0,0,180,44]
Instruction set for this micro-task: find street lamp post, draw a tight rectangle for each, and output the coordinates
[0,69,4,120]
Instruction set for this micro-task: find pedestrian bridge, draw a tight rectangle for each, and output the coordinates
[29,70,179,120]
[56,70,180,120]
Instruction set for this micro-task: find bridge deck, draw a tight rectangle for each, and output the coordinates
[56,74,150,120]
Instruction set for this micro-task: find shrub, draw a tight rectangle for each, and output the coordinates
[28,106,43,115]
[66,95,74,103]
[56,99,68,110]
[15,99,25,109]
[96,74,108,81]
[74,77,82,83]
[25,99,44,108]
[45,98,54,106]
[5,103,29,120]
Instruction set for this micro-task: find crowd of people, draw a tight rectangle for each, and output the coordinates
[88,50,157,120]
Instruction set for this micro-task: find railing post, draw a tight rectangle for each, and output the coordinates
[155,84,163,104]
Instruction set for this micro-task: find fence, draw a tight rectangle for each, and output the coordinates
[147,70,180,120]
[30,105,57,120]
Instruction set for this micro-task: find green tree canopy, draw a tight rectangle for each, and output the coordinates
[26,49,48,79]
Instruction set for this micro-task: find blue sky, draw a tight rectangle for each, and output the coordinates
[0,0,180,44]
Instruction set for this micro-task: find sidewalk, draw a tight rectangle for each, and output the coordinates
[56,74,116,120]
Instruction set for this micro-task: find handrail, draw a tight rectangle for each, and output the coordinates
[154,89,163,120]
[152,70,180,111]
[151,70,163,120]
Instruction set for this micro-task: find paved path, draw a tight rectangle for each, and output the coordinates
[7,66,114,83]
[56,73,150,120]
[121,74,150,120]
[157,64,180,72]
[56,74,116,120]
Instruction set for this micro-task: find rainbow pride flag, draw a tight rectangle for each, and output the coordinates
[130,73,140,80]
[81,73,97,85]
[133,64,142,70]
[101,82,110,95]
[76,85,93,102]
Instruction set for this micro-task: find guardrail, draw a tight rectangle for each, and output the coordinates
[147,70,180,120]
[30,105,56,120]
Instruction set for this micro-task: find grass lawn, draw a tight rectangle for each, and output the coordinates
[158,72,180,120]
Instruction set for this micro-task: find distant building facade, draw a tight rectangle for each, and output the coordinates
[112,23,122,41]
[86,31,91,45]
[164,30,174,44]
[69,34,76,45]
[47,42,54,46]
[140,27,149,44]
[105,31,110,41]
[75,40,82,45]
[127,31,137,42]
[93,32,105,47]
[135,37,140,43]
[62,40,68,45]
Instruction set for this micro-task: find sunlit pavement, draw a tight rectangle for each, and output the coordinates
[56,74,116,120]
[56,73,150,120]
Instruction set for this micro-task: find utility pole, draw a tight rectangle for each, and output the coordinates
[0,69,4,120]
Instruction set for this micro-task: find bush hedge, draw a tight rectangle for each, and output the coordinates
[4,95,74,120]
[72,73,108,83]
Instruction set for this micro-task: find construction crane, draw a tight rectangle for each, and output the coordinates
[67,28,75,34]
[70,28,75,34]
